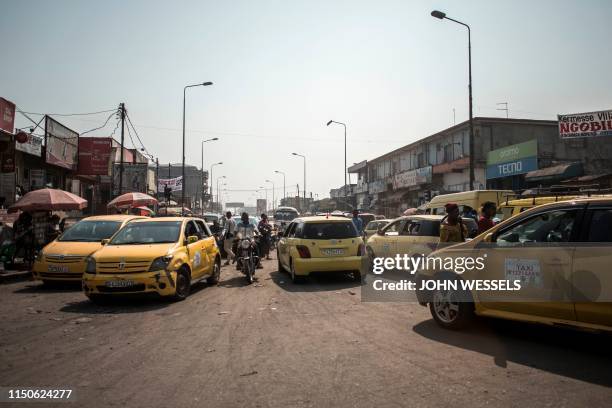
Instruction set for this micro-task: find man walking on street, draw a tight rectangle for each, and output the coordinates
[351,209,363,236]
[222,211,236,266]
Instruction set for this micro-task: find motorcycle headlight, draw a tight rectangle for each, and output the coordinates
[240,240,251,249]
[148,255,173,272]
[85,257,96,274]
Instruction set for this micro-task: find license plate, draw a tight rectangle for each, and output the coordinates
[105,280,135,288]
[322,248,345,256]
[48,265,69,273]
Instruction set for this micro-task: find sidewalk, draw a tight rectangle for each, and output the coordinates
[0,265,32,284]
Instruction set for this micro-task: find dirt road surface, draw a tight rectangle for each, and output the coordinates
[1,255,611,407]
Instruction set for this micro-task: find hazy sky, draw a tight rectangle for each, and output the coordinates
[2,0,611,206]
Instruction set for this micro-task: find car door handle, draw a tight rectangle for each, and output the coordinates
[544,257,568,265]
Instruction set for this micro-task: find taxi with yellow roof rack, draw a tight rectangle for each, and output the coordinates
[82,217,220,302]
[32,215,146,284]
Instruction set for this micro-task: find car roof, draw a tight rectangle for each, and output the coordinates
[501,194,612,207]
[130,217,192,223]
[396,214,445,221]
[294,216,354,224]
[82,215,146,222]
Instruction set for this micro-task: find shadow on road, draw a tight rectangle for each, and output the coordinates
[413,318,612,387]
[13,282,82,294]
[270,270,360,292]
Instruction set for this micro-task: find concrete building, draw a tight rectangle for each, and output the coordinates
[348,117,612,217]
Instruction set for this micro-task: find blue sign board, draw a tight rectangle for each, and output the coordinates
[486,156,538,179]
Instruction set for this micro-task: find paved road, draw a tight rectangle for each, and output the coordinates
[1,255,611,408]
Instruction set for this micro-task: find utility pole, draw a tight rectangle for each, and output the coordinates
[155,158,159,199]
[118,103,125,197]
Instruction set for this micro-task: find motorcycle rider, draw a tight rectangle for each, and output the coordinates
[235,212,263,269]
[222,211,237,266]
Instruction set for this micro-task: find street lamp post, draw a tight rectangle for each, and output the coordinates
[326,120,348,196]
[265,179,275,212]
[431,10,475,190]
[182,81,213,213]
[259,186,268,207]
[291,153,306,211]
[274,170,286,204]
[200,137,219,210]
[216,176,226,213]
[209,161,223,211]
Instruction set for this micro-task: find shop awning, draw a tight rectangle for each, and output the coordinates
[525,162,583,182]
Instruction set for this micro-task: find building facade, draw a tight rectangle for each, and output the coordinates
[347,117,612,217]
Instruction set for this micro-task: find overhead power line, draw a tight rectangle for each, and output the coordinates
[79,110,119,136]
[18,108,117,117]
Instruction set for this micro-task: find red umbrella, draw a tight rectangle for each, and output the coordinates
[107,192,158,209]
[9,188,87,213]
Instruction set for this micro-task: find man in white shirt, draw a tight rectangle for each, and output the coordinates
[222,211,237,265]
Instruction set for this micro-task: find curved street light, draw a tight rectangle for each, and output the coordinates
[265,179,275,212]
[200,137,219,209]
[326,120,348,196]
[292,153,306,211]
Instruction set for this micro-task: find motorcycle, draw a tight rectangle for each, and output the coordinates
[235,230,260,284]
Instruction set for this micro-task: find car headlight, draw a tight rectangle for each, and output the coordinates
[148,255,173,272]
[240,240,251,249]
[85,257,96,274]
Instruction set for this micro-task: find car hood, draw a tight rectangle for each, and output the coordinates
[92,243,177,261]
[43,240,102,257]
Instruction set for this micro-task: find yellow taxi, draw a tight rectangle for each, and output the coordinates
[415,198,612,332]
[363,219,391,239]
[277,216,365,283]
[367,215,465,260]
[497,194,612,221]
[32,215,145,284]
[82,217,220,302]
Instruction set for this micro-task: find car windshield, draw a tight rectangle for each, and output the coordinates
[274,211,298,221]
[58,220,122,242]
[301,222,358,239]
[109,221,181,245]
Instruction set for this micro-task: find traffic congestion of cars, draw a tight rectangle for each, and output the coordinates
[24,190,612,335]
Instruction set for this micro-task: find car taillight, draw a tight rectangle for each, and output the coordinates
[296,245,311,258]
[357,243,365,256]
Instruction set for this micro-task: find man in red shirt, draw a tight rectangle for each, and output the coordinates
[477,201,497,235]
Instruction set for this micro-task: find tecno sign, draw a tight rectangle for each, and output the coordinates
[486,140,538,180]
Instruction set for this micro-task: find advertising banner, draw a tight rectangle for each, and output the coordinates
[15,134,43,157]
[486,140,538,179]
[393,166,432,189]
[558,109,612,139]
[113,163,148,195]
[256,199,267,214]
[157,176,183,192]
[45,116,78,170]
[77,137,112,175]
[0,98,15,133]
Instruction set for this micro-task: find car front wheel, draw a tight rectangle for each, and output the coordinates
[429,286,474,330]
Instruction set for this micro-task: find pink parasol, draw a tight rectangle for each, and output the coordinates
[107,192,158,209]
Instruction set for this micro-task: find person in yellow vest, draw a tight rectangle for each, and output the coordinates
[439,203,468,244]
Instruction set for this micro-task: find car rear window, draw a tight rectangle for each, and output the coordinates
[301,222,358,239]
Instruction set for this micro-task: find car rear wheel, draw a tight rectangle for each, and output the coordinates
[290,260,305,284]
[207,260,221,285]
[429,286,474,330]
[172,267,191,301]
[277,250,285,272]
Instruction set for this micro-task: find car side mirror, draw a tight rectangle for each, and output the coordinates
[188,235,199,244]
[101,239,110,245]
[376,228,384,236]
[483,232,494,243]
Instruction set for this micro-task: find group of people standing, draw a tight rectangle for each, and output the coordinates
[439,201,497,243]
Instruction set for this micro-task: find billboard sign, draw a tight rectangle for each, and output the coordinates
[0,98,15,133]
[256,199,267,214]
[113,163,148,195]
[226,202,245,208]
[486,139,538,179]
[157,176,183,192]
[15,133,43,157]
[393,166,432,189]
[45,116,78,170]
[558,109,612,139]
[77,137,112,175]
